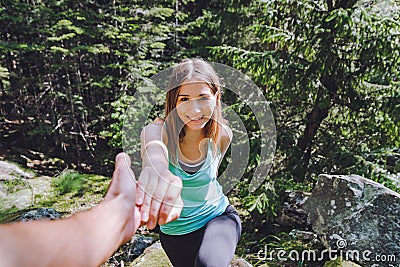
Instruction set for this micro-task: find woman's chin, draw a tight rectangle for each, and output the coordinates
[185,119,208,130]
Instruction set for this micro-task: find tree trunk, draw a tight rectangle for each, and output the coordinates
[292,75,338,181]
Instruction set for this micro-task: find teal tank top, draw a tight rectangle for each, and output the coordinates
[159,138,229,235]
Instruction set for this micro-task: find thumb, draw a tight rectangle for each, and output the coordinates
[105,153,136,201]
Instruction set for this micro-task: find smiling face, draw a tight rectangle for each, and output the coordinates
[164,58,224,165]
[176,81,217,132]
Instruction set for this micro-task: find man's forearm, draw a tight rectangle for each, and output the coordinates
[0,196,131,267]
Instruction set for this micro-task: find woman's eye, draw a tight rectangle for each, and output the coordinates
[180,98,189,102]
[200,96,209,101]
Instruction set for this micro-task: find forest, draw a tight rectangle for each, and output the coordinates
[0,0,399,265]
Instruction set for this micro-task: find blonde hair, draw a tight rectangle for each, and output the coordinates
[164,58,224,165]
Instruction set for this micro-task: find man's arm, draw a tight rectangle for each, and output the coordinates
[0,153,140,267]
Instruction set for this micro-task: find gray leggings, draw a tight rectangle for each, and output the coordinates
[159,205,242,267]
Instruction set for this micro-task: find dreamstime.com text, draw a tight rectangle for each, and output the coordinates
[257,243,397,264]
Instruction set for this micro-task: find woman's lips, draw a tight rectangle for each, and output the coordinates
[187,115,205,123]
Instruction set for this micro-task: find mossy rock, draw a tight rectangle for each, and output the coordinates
[0,160,110,222]
[323,257,361,267]
[131,241,253,267]
[0,160,49,214]
[131,242,172,267]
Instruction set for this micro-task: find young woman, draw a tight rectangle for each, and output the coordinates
[137,58,242,267]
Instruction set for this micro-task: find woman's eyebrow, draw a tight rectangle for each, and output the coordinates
[178,93,209,97]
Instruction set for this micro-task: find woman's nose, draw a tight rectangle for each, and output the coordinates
[188,99,202,113]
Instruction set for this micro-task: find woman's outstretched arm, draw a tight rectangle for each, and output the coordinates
[0,153,140,267]
[137,120,183,229]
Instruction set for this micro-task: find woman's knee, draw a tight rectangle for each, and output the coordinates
[195,251,231,267]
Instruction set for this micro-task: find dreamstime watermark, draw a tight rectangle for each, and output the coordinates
[121,61,277,205]
[256,238,397,264]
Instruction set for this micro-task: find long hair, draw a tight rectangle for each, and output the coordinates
[164,58,224,165]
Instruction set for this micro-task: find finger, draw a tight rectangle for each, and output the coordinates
[140,169,158,224]
[115,152,131,168]
[147,176,170,229]
[158,176,183,225]
[119,162,136,201]
[164,197,184,224]
[105,152,135,202]
[136,167,149,206]
[133,205,141,233]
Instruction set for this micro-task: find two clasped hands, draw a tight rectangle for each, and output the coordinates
[136,153,183,230]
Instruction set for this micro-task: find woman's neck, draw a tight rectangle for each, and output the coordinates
[179,127,208,162]
[182,127,206,144]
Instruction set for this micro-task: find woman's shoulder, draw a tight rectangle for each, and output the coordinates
[219,123,232,155]
[143,118,165,129]
[141,118,168,143]
[152,118,165,125]
[220,123,232,140]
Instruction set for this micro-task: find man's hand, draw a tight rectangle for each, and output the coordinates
[105,152,141,241]
[0,152,142,267]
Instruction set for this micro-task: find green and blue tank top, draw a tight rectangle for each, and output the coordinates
[159,138,229,235]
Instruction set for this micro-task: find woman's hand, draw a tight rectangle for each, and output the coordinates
[136,166,183,229]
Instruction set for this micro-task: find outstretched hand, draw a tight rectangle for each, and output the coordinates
[136,166,183,230]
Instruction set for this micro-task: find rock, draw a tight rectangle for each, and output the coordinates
[0,161,33,211]
[102,234,156,265]
[323,257,362,267]
[0,161,34,180]
[289,229,318,243]
[130,241,253,267]
[129,235,154,257]
[303,174,400,265]
[0,160,54,212]
[275,190,312,230]
[17,208,61,221]
[131,242,172,267]
[230,257,254,267]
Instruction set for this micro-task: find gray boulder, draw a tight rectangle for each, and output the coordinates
[17,208,61,222]
[303,174,400,265]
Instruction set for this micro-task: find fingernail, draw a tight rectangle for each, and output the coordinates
[158,218,165,225]
[147,221,154,229]
[137,197,143,205]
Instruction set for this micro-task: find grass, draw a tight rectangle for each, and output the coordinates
[240,231,320,267]
[45,171,110,214]
[51,169,85,195]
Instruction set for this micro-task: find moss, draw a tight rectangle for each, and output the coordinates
[0,207,22,223]
[43,173,109,214]
[128,242,253,267]
[1,164,110,222]
[130,244,172,267]
[2,178,29,193]
[323,257,362,267]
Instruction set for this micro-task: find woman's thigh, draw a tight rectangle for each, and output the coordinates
[195,205,242,267]
[160,228,204,267]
